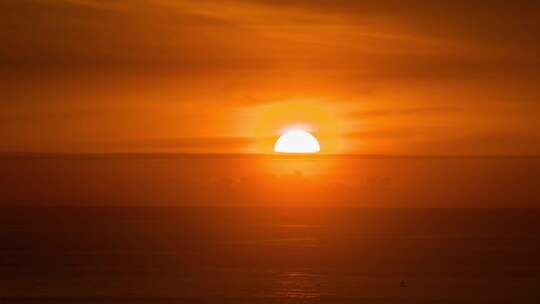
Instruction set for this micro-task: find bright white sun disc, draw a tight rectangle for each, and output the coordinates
[274,130,320,153]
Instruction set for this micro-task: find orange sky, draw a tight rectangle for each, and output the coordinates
[1,0,540,155]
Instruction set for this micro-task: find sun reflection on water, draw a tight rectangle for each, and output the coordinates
[273,271,323,300]
[258,155,338,177]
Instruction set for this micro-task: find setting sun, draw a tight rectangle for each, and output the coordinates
[274,130,320,153]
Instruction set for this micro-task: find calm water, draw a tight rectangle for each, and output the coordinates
[0,207,539,303]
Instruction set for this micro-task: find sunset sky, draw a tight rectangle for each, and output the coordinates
[1,0,539,155]
[4,5,540,304]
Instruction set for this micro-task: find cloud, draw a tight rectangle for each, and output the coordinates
[59,0,126,10]
[123,137,254,150]
[3,0,538,74]
[416,132,540,156]
[83,137,257,152]
[347,106,461,118]
[346,129,540,156]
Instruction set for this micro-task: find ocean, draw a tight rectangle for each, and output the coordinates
[1,207,539,303]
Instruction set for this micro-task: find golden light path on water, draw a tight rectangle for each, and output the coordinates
[273,271,322,299]
[258,154,338,177]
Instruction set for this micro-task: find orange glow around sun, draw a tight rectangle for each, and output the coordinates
[244,101,344,154]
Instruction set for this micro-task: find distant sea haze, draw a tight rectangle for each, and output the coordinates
[0,207,539,303]
[0,154,539,207]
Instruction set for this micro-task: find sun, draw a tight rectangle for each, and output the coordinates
[274,130,320,153]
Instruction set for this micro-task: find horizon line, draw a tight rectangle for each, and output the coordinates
[1,151,539,159]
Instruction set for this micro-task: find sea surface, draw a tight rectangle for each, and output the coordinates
[0,207,539,303]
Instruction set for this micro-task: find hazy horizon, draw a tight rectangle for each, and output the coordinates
[2,155,539,208]
[3,151,540,158]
